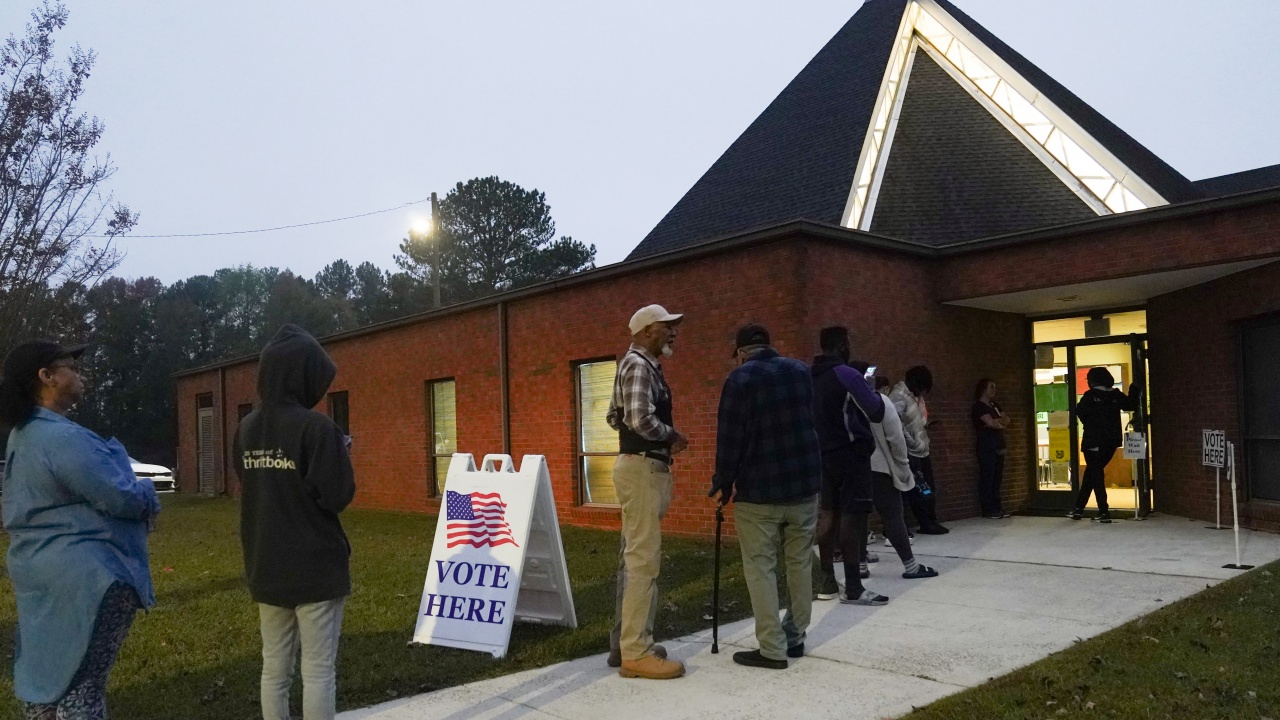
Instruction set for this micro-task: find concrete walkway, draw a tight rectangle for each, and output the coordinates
[340,514,1280,720]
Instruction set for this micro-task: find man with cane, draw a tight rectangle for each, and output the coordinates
[710,324,822,669]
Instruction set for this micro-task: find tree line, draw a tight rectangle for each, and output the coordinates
[1,6,595,465]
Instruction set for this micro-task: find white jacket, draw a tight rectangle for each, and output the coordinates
[889,381,929,458]
[870,394,916,492]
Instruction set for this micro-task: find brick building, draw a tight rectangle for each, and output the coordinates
[175,0,1280,535]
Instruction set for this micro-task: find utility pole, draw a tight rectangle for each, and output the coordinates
[431,191,441,309]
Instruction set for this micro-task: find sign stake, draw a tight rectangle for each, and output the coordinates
[1223,442,1255,570]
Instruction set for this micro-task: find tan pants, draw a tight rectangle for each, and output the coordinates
[735,497,817,661]
[611,454,674,661]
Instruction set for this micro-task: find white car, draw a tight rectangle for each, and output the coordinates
[130,458,176,493]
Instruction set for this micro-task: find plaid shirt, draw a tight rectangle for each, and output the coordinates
[606,344,675,444]
[713,348,822,504]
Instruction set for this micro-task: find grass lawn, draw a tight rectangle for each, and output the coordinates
[0,494,754,719]
[910,559,1280,720]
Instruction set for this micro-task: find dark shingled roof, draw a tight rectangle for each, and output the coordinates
[1194,163,1280,197]
[627,0,1200,260]
[932,0,1199,205]
[869,52,1095,244]
[627,0,910,260]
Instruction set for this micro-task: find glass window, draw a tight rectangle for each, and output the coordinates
[1242,316,1280,500]
[576,360,619,505]
[427,380,457,496]
[326,392,349,436]
[1032,310,1147,344]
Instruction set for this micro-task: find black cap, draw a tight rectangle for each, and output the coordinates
[732,324,771,356]
[1,340,88,385]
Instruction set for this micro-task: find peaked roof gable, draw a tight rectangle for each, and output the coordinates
[628,0,1199,261]
[868,51,1096,244]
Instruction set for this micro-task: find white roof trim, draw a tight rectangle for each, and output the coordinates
[841,0,1169,231]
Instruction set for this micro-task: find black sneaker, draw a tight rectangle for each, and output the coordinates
[733,649,787,670]
[786,643,805,658]
[1067,509,1083,520]
[1095,511,1113,524]
[917,524,949,535]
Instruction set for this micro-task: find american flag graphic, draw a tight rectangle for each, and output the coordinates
[445,491,519,548]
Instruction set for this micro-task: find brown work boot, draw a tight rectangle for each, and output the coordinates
[619,653,685,680]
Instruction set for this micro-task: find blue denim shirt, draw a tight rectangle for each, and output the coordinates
[2,407,159,703]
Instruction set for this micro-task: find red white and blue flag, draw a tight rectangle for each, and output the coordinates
[445,491,519,548]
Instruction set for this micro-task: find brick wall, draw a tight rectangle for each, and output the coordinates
[936,199,1280,302]
[1149,260,1280,532]
[801,241,1031,521]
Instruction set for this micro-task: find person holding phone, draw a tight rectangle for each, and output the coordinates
[972,379,1011,519]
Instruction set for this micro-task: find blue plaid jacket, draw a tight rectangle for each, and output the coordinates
[713,348,823,504]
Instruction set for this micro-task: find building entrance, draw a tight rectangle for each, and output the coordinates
[1030,311,1152,515]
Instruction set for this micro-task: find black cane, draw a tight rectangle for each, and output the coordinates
[712,503,724,654]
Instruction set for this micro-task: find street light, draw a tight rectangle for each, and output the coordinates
[408,192,442,309]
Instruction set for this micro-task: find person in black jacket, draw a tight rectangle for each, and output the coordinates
[810,327,889,606]
[235,324,356,720]
[1069,367,1141,523]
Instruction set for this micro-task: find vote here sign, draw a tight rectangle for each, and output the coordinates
[413,454,575,658]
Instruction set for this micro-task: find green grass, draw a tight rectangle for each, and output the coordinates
[910,560,1280,720]
[0,495,754,719]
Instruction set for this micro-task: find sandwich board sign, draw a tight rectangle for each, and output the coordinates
[412,454,577,658]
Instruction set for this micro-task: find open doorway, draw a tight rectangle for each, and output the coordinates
[1030,311,1152,515]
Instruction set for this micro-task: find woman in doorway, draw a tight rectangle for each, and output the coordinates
[972,378,1011,519]
[1069,366,1141,523]
[0,340,160,719]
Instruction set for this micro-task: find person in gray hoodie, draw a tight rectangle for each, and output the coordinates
[235,324,356,720]
[889,367,949,534]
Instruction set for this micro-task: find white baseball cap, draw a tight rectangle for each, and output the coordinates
[628,304,684,335]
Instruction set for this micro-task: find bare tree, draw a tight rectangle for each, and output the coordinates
[0,2,136,347]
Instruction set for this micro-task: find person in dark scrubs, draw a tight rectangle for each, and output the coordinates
[971,379,1011,519]
[1069,366,1141,523]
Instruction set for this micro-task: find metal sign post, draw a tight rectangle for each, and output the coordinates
[1223,442,1255,571]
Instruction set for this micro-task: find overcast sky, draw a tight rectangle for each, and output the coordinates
[4,1,1279,284]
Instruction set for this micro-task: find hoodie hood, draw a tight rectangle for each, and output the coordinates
[257,324,337,409]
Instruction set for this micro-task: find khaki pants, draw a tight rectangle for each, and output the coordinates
[610,454,674,661]
[735,497,817,662]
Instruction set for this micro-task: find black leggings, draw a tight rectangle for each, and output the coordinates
[818,510,868,596]
[871,472,913,566]
[977,446,1005,516]
[1075,446,1117,512]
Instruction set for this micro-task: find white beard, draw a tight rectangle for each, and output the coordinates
[661,344,674,358]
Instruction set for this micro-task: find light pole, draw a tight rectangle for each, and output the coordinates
[430,192,441,309]
[410,192,442,309]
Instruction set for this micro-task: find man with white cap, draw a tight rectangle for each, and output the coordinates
[605,304,688,680]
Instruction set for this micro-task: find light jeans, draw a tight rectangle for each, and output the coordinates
[258,597,346,720]
[610,454,674,661]
[734,497,817,661]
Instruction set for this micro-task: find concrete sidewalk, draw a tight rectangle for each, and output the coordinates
[340,514,1280,720]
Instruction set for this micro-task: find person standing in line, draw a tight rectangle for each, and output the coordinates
[605,305,688,680]
[856,368,937,580]
[890,367,949,535]
[711,324,822,669]
[236,324,356,720]
[972,378,1011,519]
[0,340,160,719]
[811,327,889,606]
[1069,367,1141,523]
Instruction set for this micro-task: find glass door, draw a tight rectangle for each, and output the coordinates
[1032,336,1151,513]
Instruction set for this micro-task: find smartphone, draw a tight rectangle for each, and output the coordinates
[864,364,878,379]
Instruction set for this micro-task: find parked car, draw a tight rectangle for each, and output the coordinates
[130,458,176,493]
